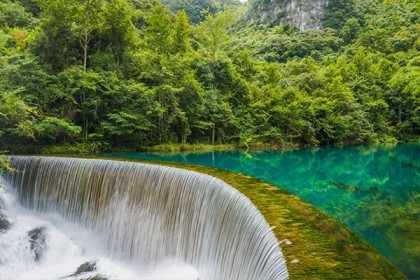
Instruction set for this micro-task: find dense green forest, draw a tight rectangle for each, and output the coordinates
[0,0,419,154]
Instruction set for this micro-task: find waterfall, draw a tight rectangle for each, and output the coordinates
[2,156,288,279]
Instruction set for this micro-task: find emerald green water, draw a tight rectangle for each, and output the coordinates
[102,143,420,279]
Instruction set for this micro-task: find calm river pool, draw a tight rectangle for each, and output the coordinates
[102,143,420,279]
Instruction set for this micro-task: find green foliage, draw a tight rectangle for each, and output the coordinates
[40,142,101,155]
[0,0,418,153]
[232,26,343,63]
[35,0,136,71]
[0,90,37,141]
[173,10,192,53]
[0,1,37,28]
[144,5,172,54]
[160,0,242,25]
[323,0,357,30]
[0,154,13,175]
[34,117,81,143]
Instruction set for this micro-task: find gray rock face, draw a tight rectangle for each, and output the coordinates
[73,261,97,275]
[248,0,328,30]
[28,227,47,261]
[0,197,10,232]
[64,261,108,280]
[284,0,327,30]
[0,209,10,232]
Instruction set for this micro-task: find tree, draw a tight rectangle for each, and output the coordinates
[172,10,192,54]
[144,5,172,55]
[40,0,106,71]
[99,0,137,64]
[388,56,420,138]
[0,1,37,28]
[37,0,136,71]
[160,0,241,25]
[0,154,13,175]
[195,10,234,91]
[0,89,35,138]
[34,117,81,143]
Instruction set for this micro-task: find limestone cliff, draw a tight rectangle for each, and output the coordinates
[247,0,328,30]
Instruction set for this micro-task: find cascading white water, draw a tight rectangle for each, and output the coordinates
[1,156,288,279]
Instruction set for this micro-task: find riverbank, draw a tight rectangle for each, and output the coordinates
[4,135,419,155]
[130,142,299,152]
[92,156,406,279]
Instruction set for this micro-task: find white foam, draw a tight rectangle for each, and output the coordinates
[136,260,199,280]
[0,186,199,280]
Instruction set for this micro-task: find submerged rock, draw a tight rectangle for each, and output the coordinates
[327,181,360,192]
[327,181,382,195]
[27,227,47,261]
[407,162,419,169]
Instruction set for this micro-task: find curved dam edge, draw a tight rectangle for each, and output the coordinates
[89,156,406,280]
[4,155,406,279]
[4,156,288,279]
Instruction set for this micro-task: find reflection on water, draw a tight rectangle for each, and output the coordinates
[102,143,420,279]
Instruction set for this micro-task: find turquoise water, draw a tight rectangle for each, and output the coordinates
[102,143,420,279]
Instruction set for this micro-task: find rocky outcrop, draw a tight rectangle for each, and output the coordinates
[0,196,10,232]
[247,0,328,30]
[63,261,108,280]
[73,262,97,275]
[0,209,10,232]
[28,227,47,261]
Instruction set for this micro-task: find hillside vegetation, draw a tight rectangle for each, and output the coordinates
[0,0,419,153]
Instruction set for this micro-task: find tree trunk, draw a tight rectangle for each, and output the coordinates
[158,116,162,143]
[80,90,88,142]
[211,63,216,91]
[398,105,402,123]
[82,0,91,72]
[211,52,217,91]
[85,117,88,141]
[83,32,88,72]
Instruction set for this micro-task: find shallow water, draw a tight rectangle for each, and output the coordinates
[102,143,420,279]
